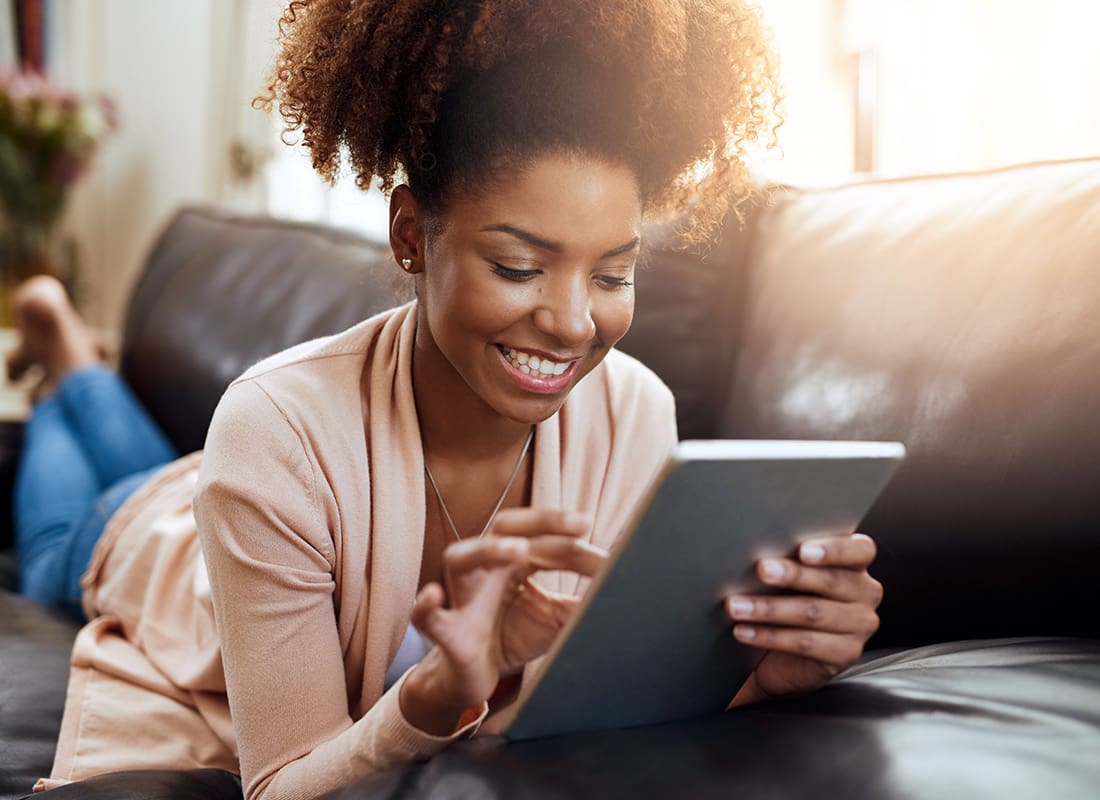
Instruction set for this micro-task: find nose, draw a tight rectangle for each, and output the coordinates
[532,272,597,349]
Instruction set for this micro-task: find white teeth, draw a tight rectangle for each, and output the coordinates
[502,346,574,378]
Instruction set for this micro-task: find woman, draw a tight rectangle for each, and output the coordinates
[20,2,883,798]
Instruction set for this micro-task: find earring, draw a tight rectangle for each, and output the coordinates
[400,258,414,272]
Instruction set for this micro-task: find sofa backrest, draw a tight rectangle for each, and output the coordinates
[121,158,1100,650]
[722,158,1100,646]
[120,206,751,452]
[120,209,401,454]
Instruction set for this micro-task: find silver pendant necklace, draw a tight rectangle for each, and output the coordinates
[424,426,535,542]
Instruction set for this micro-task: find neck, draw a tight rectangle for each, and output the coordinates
[411,318,533,462]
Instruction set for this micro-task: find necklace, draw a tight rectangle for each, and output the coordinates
[424,426,535,542]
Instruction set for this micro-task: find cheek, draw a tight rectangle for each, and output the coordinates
[428,262,517,341]
[594,292,635,347]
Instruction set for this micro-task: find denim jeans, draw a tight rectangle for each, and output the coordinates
[15,366,178,618]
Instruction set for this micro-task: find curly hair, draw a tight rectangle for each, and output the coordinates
[257,0,780,243]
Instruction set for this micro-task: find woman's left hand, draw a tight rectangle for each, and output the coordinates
[726,532,883,707]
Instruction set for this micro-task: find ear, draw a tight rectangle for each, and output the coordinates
[389,185,426,274]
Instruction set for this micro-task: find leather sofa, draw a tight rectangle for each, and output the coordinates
[2,156,1098,799]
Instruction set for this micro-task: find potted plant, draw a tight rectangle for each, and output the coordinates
[0,69,116,323]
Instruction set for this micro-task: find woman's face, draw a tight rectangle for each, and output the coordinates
[402,153,641,425]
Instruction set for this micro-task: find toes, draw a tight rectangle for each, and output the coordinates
[5,346,31,382]
[13,275,70,309]
[14,279,69,328]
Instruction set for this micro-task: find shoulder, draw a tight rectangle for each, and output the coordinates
[199,303,414,503]
[232,303,407,394]
[212,303,411,436]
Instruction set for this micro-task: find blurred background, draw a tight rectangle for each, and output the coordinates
[1,0,1098,333]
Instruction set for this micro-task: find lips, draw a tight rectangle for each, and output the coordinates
[495,344,579,395]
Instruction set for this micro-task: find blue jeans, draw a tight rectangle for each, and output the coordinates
[15,366,178,618]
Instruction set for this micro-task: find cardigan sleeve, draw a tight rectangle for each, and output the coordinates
[194,379,485,800]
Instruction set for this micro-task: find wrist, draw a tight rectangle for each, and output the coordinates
[399,650,477,736]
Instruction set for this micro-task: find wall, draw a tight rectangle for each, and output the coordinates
[873,0,1100,176]
[757,0,1100,183]
[52,0,239,330]
[48,0,1100,328]
[753,0,857,186]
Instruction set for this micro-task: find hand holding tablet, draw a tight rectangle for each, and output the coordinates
[726,529,884,707]
[500,439,905,740]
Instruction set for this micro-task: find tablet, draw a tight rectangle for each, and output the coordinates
[501,439,906,741]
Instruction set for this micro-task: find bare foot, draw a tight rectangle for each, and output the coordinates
[5,276,104,394]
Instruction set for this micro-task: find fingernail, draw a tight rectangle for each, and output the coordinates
[734,625,756,641]
[800,543,826,564]
[500,538,528,555]
[761,559,786,582]
[727,597,754,619]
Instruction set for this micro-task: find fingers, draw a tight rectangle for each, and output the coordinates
[731,625,865,671]
[442,536,530,607]
[523,536,607,577]
[443,536,530,576]
[726,594,880,637]
[443,509,605,586]
[411,582,448,641]
[797,533,877,568]
[489,509,604,576]
[755,556,883,605]
[488,508,592,539]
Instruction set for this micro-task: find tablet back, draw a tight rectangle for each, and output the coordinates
[504,440,905,740]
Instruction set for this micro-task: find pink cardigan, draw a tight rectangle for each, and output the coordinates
[38,302,677,800]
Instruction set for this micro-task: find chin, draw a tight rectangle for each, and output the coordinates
[494,394,569,426]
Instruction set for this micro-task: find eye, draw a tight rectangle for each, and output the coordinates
[490,262,541,282]
[595,274,634,291]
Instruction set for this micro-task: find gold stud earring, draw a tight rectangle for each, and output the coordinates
[400,258,414,272]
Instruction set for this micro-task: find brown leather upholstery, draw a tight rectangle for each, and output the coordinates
[316,638,1100,800]
[118,161,1100,650]
[0,593,82,799]
[4,158,1099,799]
[119,210,402,455]
[721,158,1100,647]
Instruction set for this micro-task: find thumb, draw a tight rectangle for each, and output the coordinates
[411,582,449,643]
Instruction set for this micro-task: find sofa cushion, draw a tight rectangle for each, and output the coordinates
[316,638,1100,800]
[0,591,80,800]
[13,770,242,800]
[720,158,1100,647]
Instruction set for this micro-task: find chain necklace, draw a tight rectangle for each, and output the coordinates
[424,426,535,542]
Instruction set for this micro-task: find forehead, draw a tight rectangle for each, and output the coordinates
[443,153,642,250]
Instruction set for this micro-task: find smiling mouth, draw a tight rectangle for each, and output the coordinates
[496,344,577,377]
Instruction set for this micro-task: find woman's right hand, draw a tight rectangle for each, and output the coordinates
[400,509,605,735]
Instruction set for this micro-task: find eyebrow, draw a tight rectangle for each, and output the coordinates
[481,224,639,260]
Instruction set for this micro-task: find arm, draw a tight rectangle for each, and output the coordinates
[194,381,484,800]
